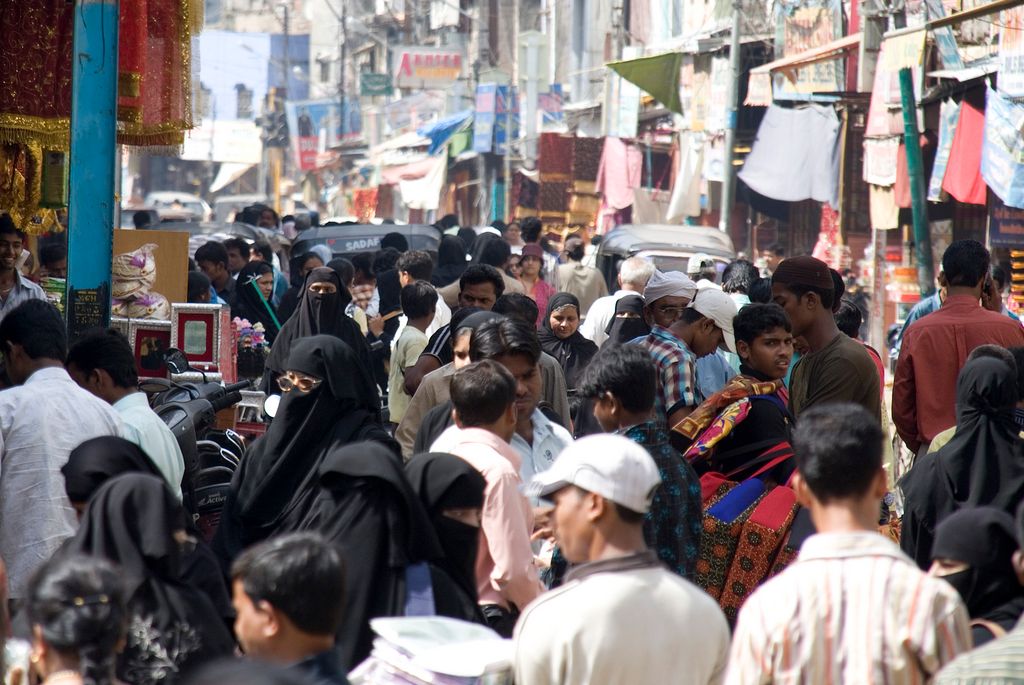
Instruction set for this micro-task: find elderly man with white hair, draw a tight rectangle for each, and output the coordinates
[579,256,656,347]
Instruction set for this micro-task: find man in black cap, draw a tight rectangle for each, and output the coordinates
[771,255,879,419]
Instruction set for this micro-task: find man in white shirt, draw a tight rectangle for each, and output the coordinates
[515,435,730,685]
[0,215,45,325]
[66,329,185,499]
[0,301,123,599]
[727,403,970,685]
[579,256,655,347]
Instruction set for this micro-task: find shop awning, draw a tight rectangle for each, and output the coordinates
[607,52,685,115]
[418,109,473,155]
[746,33,862,106]
[209,163,255,193]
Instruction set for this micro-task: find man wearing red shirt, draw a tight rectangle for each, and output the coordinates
[893,240,1024,454]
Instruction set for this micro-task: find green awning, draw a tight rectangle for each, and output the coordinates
[607,52,684,115]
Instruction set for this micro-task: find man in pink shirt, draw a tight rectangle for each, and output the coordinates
[435,359,544,636]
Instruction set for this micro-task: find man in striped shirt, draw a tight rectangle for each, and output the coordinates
[727,403,971,685]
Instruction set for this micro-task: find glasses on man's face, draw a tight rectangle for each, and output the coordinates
[655,305,687,319]
[278,371,323,393]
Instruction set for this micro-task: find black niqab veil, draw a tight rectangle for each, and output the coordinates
[432,235,468,287]
[263,266,375,395]
[932,507,1024,626]
[604,294,650,345]
[216,335,395,563]
[405,453,486,603]
[65,474,235,684]
[297,442,444,669]
[900,357,1024,567]
[538,292,598,390]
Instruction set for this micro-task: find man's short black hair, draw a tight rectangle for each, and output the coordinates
[351,252,373,277]
[722,259,759,295]
[942,239,990,288]
[459,264,505,299]
[231,532,346,636]
[252,241,273,262]
[132,210,151,229]
[968,344,1017,383]
[793,403,883,503]
[993,264,1009,291]
[520,216,543,243]
[450,360,517,427]
[373,247,401,275]
[381,232,409,253]
[733,303,791,346]
[785,283,836,311]
[578,345,656,414]
[748,277,772,304]
[475,236,512,268]
[0,300,67,362]
[768,243,786,257]
[187,271,211,302]
[327,258,355,287]
[40,243,67,268]
[834,298,863,339]
[396,250,434,281]
[66,329,138,388]
[223,238,250,260]
[470,317,541,366]
[195,241,228,268]
[0,213,25,241]
[401,281,437,320]
[1009,347,1024,403]
[493,293,538,327]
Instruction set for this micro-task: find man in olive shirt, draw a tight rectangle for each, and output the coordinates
[771,256,880,419]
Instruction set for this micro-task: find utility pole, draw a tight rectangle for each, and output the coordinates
[67,0,120,337]
[339,0,347,143]
[898,67,934,296]
[719,0,742,235]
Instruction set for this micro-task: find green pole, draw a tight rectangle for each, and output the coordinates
[898,67,935,297]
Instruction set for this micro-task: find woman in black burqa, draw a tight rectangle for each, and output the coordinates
[64,473,235,685]
[930,507,1024,646]
[900,356,1024,567]
[215,335,396,564]
[405,452,487,625]
[604,294,650,346]
[61,437,234,632]
[431,235,468,287]
[233,261,282,344]
[293,442,444,669]
[538,292,598,390]
[261,266,374,394]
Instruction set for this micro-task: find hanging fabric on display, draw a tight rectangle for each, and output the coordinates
[862,137,899,186]
[632,188,672,223]
[928,99,961,202]
[982,87,1024,209]
[667,131,704,221]
[596,137,643,210]
[738,104,841,207]
[869,185,899,230]
[942,99,988,206]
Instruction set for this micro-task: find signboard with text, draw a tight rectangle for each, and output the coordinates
[393,47,465,89]
[772,0,845,99]
[999,5,1024,97]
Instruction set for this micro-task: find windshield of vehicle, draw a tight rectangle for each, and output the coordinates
[644,254,727,279]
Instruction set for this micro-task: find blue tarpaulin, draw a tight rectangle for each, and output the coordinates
[418,109,473,155]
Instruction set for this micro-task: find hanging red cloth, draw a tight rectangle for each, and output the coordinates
[942,101,988,206]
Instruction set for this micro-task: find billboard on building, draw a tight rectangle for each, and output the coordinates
[392,47,465,89]
[285,98,362,171]
[772,0,845,100]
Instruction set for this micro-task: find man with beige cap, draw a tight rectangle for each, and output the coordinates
[513,434,730,685]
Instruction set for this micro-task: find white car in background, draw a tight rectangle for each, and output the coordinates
[144,192,213,221]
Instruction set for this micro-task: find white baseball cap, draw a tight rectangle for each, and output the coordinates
[689,288,738,353]
[526,435,662,514]
[687,253,716,274]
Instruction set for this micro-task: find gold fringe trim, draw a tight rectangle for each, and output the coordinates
[116,132,185,148]
[0,119,71,151]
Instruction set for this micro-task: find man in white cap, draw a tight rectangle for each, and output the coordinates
[514,434,730,685]
[632,272,737,428]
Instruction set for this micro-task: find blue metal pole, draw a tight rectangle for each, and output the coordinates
[66,0,120,338]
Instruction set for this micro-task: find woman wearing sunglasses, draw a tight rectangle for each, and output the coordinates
[214,334,397,565]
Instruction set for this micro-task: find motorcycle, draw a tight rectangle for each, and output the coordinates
[140,349,250,541]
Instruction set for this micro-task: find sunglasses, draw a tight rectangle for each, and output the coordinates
[277,371,323,393]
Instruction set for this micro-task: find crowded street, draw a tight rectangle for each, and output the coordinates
[3,0,1024,683]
